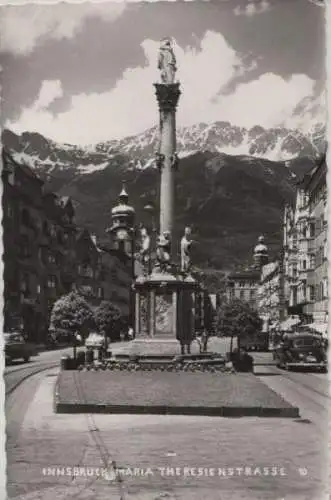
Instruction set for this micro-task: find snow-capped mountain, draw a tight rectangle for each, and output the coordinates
[2,122,324,270]
[2,120,325,178]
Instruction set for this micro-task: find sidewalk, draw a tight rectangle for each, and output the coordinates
[6,367,327,500]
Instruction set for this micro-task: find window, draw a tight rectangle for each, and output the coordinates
[118,240,125,253]
[20,273,29,292]
[6,204,13,218]
[323,278,328,299]
[85,266,93,278]
[20,235,30,258]
[50,225,57,238]
[250,290,255,299]
[7,171,15,186]
[43,221,49,235]
[98,287,103,299]
[21,208,30,226]
[37,284,41,294]
[309,286,315,302]
[309,222,315,238]
[57,230,63,244]
[47,276,57,288]
[308,255,315,270]
[323,243,327,260]
[302,260,306,270]
[48,254,56,264]
[240,290,245,300]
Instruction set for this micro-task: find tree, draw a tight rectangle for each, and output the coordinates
[94,301,122,343]
[214,298,262,352]
[50,291,94,358]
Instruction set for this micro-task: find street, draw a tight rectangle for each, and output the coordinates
[5,345,329,500]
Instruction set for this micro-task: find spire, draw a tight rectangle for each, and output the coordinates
[119,182,129,204]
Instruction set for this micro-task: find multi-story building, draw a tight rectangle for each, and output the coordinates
[257,261,280,331]
[225,235,269,309]
[281,154,327,334]
[2,150,134,342]
[2,150,77,341]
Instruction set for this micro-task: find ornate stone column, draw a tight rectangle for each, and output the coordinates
[154,83,180,258]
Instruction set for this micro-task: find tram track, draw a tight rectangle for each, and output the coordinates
[5,361,60,396]
[267,364,329,400]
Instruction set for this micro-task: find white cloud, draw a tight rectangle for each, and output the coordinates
[234,0,271,17]
[33,80,63,110]
[0,3,126,55]
[6,30,325,146]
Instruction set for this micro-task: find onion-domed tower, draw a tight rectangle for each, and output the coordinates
[253,235,269,270]
[107,184,135,257]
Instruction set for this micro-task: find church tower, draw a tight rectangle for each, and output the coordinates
[253,235,269,270]
[107,184,135,257]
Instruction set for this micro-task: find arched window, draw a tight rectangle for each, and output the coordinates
[21,208,30,226]
[57,230,63,244]
[43,221,49,235]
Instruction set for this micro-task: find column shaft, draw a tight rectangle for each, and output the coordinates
[135,292,140,336]
[159,111,176,239]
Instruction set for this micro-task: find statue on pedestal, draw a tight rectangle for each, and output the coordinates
[156,231,171,272]
[180,226,193,273]
[158,38,177,84]
[139,227,151,275]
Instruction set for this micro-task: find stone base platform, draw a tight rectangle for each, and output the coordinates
[55,371,299,418]
[109,338,201,357]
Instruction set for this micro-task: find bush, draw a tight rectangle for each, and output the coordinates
[214,298,262,351]
[50,292,94,341]
[94,301,123,342]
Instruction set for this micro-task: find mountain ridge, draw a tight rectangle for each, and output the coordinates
[2,123,323,270]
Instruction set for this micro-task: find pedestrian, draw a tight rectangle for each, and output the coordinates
[201,329,208,353]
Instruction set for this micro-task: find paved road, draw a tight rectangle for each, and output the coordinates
[5,344,329,500]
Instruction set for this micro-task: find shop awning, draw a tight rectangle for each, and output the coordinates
[306,323,328,337]
[280,316,301,331]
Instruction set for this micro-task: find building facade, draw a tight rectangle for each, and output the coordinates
[2,150,77,341]
[257,261,280,330]
[225,235,269,310]
[2,150,133,342]
[281,154,328,332]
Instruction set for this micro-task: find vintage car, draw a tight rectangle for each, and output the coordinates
[4,332,38,364]
[240,332,269,352]
[273,332,327,372]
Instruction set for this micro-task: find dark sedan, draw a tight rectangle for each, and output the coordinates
[273,333,327,372]
[4,332,38,364]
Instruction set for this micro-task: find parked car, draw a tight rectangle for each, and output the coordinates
[4,332,38,364]
[240,332,269,352]
[273,332,327,372]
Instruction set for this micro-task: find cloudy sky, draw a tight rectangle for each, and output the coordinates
[0,0,326,146]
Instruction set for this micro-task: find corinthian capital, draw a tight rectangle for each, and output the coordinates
[154,83,181,112]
